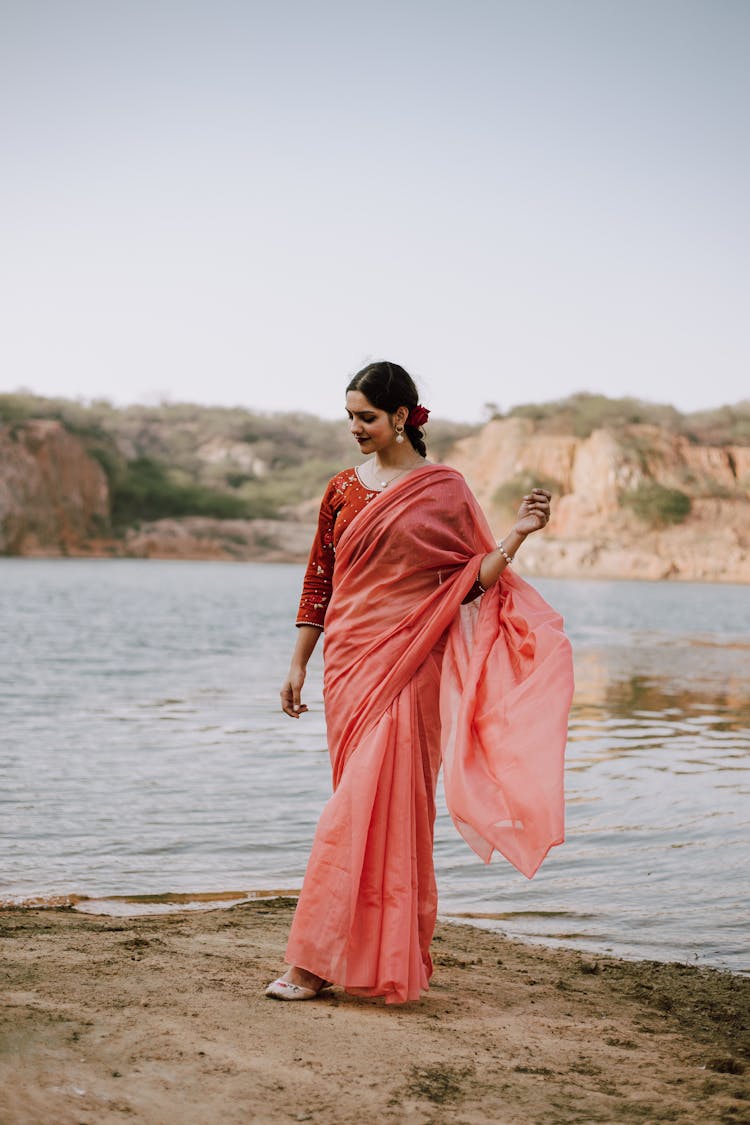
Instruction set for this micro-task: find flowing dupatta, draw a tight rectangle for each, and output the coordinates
[285,465,574,1003]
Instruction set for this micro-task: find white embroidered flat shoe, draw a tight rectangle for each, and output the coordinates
[264,976,322,1001]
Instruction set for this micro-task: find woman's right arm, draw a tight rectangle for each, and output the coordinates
[280,478,338,718]
[280,625,322,718]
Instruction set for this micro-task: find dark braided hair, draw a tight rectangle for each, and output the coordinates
[346,361,427,457]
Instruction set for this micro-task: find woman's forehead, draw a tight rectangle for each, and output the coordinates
[346,389,380,413]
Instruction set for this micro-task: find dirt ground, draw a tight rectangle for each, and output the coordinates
[1,898,748,1125]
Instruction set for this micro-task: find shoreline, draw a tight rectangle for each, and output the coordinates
[3,550,750,586]
[3,889,747,979]
[1,898,748,1124]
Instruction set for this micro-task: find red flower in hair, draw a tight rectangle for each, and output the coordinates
[407,404,430,427]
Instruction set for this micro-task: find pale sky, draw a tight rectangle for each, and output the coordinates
[1,0,748,422]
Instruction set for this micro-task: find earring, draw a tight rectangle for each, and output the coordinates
[395,424,405,444]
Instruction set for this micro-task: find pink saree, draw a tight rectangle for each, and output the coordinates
[285,465,574,1003]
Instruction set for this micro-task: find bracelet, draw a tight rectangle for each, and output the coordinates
[477,541,513,592]
[497,541,514,565]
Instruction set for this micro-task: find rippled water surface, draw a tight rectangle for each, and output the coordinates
[1,559,748,971]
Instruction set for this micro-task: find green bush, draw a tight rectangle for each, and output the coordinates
[87,444,122,483]
[504,391,750,445]
[0,393,37,423]
[4,390,750,451]
[424,420,479,459]
[683,402,750,445]
[508,393,683,438]
[492,472,562,509]
[111,457,258,524]
[623,483,692,526]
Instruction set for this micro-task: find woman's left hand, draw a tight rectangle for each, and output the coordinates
[513,488,552,536]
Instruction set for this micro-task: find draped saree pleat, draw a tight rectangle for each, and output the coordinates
[285,465,574,1004]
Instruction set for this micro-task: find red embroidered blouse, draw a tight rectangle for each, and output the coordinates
[297,468,379,629]
[297,464,484,629]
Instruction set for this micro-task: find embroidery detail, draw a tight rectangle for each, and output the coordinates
[296,469,378,629]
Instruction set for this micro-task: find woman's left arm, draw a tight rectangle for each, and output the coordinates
[477,488,551,592]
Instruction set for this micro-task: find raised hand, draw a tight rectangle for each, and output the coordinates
[513,488,552,537]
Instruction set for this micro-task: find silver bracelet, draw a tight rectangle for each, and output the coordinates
[497,541,514,565]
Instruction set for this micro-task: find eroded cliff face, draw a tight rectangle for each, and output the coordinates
[446,419,750,582]
[0,421,110,555]
[0,420,313,562]
[3,415,750,580]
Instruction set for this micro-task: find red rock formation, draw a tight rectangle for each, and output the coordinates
[0,420,110,555]
[446,420,750,583]
[119,516,314,562]
[3,414,749,580]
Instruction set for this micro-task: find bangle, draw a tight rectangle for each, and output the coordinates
[476,570,486,594]
[497,541,514,565]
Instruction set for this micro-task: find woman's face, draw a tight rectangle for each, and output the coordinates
[345,390,406,454]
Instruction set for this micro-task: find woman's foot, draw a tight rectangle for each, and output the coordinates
[264,966,329,1001]
[287,966,326,991]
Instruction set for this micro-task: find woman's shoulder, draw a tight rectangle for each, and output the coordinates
[326,467,361,493]
[319,467,368,506]
[419,461,470,489]
[417,463,478,508]
[329,466,360,486]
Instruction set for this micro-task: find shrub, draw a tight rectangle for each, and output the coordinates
[492,472,562,509]
[425,420,480,459]
[88,444,122,483]
[622,483,692,526]
[110,457,258,524]
[508,393,683,438]
[0,393,38,423]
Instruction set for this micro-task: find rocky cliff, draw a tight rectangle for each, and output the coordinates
[445,418,750,582]
[0,421,110,555]
[0,420,316,562]
[2,413,749,581]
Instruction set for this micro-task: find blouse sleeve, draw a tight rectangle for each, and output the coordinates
[296,480,337,629]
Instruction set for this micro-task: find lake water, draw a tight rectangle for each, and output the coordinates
[1,559,748,973]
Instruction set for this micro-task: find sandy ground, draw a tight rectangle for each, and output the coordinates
[1,898,748,1125]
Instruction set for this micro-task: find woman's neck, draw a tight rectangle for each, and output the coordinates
[373,447,423,471]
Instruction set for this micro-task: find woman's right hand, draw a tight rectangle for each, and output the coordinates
[280,664,308,718]
[513,488,551,536]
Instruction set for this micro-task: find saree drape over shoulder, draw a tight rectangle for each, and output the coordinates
[285,464,574,1004]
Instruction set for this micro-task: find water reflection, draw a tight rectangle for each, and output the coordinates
[1,563,748,971]
[575,647,750,719]
[434,591,750,972]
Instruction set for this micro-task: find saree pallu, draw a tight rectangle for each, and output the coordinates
[285,465,574,1003]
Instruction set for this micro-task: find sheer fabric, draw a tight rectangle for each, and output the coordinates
[285,464,574,1003]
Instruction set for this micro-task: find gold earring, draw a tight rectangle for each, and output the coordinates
[395,424,405,444]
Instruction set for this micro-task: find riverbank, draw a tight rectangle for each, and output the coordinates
[1,900,747,1124]
[7,514,750,582]
[4,407,750,584]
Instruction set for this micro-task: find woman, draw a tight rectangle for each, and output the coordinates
[267,361,574,1004]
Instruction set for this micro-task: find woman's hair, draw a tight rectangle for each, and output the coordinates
[346,361,427,457]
